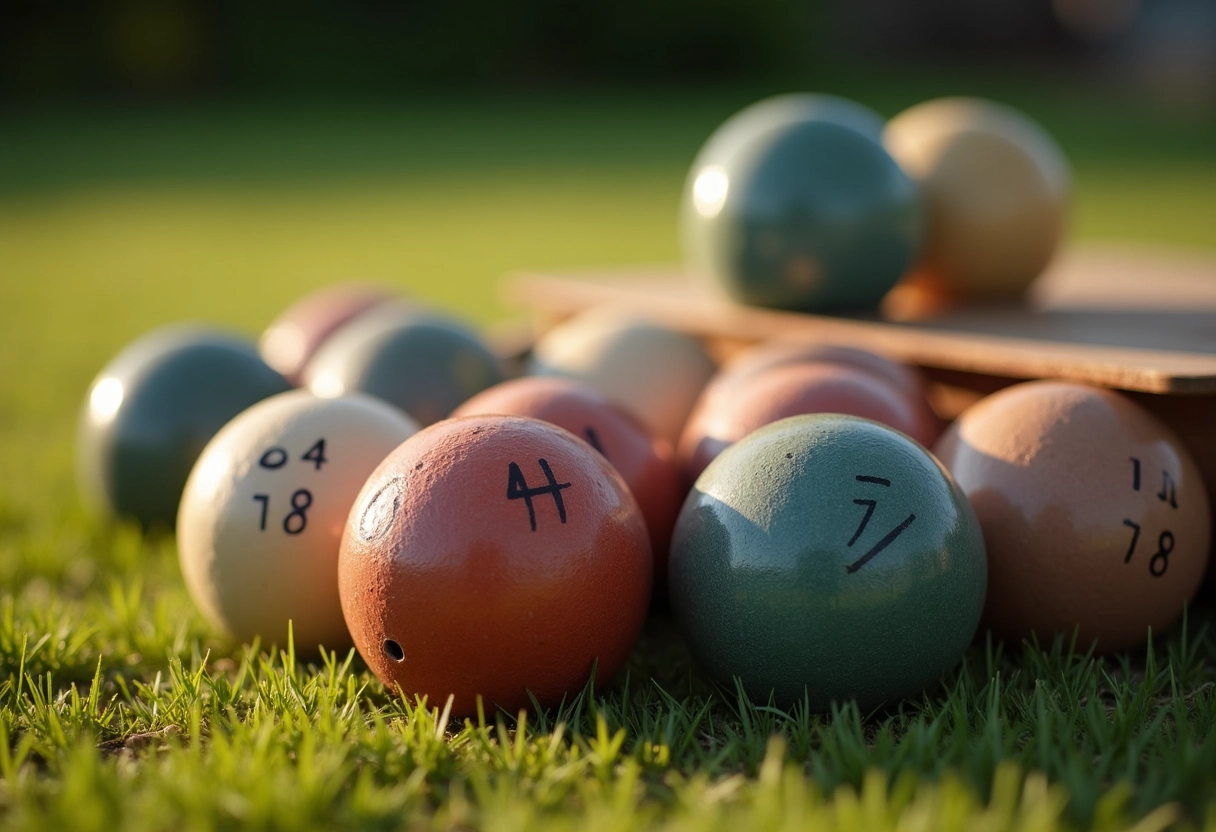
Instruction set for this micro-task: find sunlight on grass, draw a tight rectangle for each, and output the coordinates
[1,94,1214,831]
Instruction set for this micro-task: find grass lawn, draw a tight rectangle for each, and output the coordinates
[1,81,1215,830]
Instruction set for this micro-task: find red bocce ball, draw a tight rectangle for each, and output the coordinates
[453,376,683,595]
[338,415,653,715]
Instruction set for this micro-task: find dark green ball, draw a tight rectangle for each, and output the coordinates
[77,326,290,529]
[304,307,504,426]
[682,118,924,312]
[668,414,986,710]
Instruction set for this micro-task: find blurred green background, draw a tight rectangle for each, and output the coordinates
[1,0,1214,521]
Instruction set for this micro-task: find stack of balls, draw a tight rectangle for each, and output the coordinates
[74,92,1211,718]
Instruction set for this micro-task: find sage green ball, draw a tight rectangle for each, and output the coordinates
[669,414,986,710]
[682,114,924,312]
[77,326,291,529]
[304,306,504,426]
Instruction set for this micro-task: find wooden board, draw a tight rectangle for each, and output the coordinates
[502,243,1216,395]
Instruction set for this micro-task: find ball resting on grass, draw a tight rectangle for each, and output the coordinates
[77,325,290,529]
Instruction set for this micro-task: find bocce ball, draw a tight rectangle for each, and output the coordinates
[453,376,684,592]
[934,381,1211,652]
[259,282,398,385]
[679,361,941,481]
[529,310,716,445]
[178,390,419,651]
[710,341,931,406]
[687,94,885,180]
[681,342,939,475]
[304,305,503,426]
[669,414,986,710]
[77,326,291,528]
[681,108,924,312]
[884,97,1071,298]
[338,415,652,715]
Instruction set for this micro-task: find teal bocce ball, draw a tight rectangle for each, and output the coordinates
[681,105,924,313]
[686,94,885,174]
[304,305,504,426]
[668,414,986,710]
[77,326,291,528]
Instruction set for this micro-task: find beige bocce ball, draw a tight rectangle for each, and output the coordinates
[934,381,1211,652]
[884,98,1071,298]
[178,390,419,651]
[529,310,717,445]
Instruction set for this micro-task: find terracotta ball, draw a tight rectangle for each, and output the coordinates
[338,415,653,715]
[934,381,1211,652]
[680,361,941,481]
[453,377,683,595]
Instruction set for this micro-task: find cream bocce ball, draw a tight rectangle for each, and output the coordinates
[178,390,420,651]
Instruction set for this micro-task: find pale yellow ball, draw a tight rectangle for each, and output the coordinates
[884,97,1071,298]
[529,310,716,445]
[178,390,419,652]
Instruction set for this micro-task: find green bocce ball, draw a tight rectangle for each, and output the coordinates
[681,107,924,313]
[304,306,504,426]
[77,326,291,529]
[668,414,986,710]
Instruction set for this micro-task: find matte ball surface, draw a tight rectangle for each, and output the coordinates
[305,306,503,426]
[453,376,684,593]
[77,326,291,528]
[679,362,941,481]
[934,381,1211,652]
[259,283,397,385]
[338,415,653,715]
[884,97,1070,297]
[529,311,716,445]
[710,342,929,406]
[682,117,924,312]
[670,414,986,710]
[681,342,939,479]
[178,391,419,651]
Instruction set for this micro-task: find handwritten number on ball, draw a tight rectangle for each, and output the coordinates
[302,439,328,471]
[251,489,313,534]
[845,475,916,573]
[259,448,288,469]
[283,489,312,534]
[507,459,572,532]
[1158,470,1177,508]
[848,500,877,547]
[582,426,606,456]
[847,514,917,574]
[1122,519,1141,564]
[1150,531,1174,577]
[1123,520,1173,577]
[253,494,269,530]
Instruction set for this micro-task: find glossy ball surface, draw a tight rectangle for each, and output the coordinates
[670,414,986,710]
[529,311,716,445]
[679,362,941,481]
[178,391,419,651]
[934,381,1211,652]
[885,97,1071,297]
[339,415,652,715]
[453,376,684,592]
[77,326,290,528]
[682,115,924,312]
[259,283,397,385]
[305,305,503,426]
[687,94,885,176]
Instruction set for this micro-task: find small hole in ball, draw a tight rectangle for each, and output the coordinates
[383,639,405,663]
